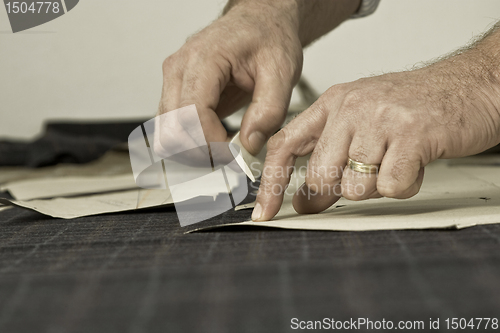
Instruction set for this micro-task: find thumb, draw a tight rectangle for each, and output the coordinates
[240,71,294,155]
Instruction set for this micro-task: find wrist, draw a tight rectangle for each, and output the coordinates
[419,47,500,154]
[295,0,360,46]
[223,0,360,47]
[222,0,301,37]
[435,58,500,122]
[455,47,500,135]
[438,24,500,131]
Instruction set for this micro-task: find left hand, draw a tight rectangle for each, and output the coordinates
[252,66,500,221]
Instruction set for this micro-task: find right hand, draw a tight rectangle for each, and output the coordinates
[156,2,303,156]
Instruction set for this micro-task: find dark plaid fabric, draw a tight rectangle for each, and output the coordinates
[1,122,500,332]
[0,203,500,333]
[0,120,146,167]
[0,120,237,168]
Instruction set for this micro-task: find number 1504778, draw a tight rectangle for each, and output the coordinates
[445,318,498,330]
[5,2,60,14]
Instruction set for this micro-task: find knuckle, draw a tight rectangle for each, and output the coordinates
[325,83,346,98]
[396,112,420,132]
[389,157,413,183]
[162,56,175,72]
[162,54,184,79]
[341,181,366,201]
[336,90,365,120]
[378,154,421,198]
[349,146,370,164]
[267,130,287,152]
[253,103,287,128]
[342,90,363,109]
[376,182,399,198]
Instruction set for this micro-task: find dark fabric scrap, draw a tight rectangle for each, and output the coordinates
[0,120,146,167]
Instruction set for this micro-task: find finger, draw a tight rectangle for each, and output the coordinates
[292,111,350,214]
[377,145,424,199]
[215,82,252,120]
[178,61,231,143]
[156,58,200,159]
[155,58,220,162]
[153,109,209,164]
[292,182,342,214]
[380,166,424,199]
[160,57,183,114]
[252,106,328,221]
[341,135,386,201]
[240,70,295,155]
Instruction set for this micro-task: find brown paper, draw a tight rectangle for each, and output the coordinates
[1,174,138,200]
[192,159,500,232]
[0,188,172,219]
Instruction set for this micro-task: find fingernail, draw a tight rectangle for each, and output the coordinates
[252,202,263,221]
[248,131,266,154]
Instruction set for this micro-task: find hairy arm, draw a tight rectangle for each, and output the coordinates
[223,0,361,47]
[426,23,500,146]
[157,0,361,158]
[253,21,500,221]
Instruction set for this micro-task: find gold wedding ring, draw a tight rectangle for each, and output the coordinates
[347,157,380,174]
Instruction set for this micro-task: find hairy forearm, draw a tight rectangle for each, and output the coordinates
[429,23,500,125]
[461,22,500,94]
[222,0,361,47]
[406,22,500,154]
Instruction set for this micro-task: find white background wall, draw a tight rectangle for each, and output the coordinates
[1,0,499,139]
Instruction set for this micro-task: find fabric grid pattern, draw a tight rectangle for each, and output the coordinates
[0,203,499,333]
[0,121,499,332]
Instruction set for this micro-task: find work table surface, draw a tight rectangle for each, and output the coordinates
[0,200,499,333]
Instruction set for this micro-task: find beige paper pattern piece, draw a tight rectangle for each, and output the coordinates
[0,188,173,219]
[5,130,499,231]
[0,162,245,219]
[0,133,253,219]
[2,174,138,200]
[195,158,500,232]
